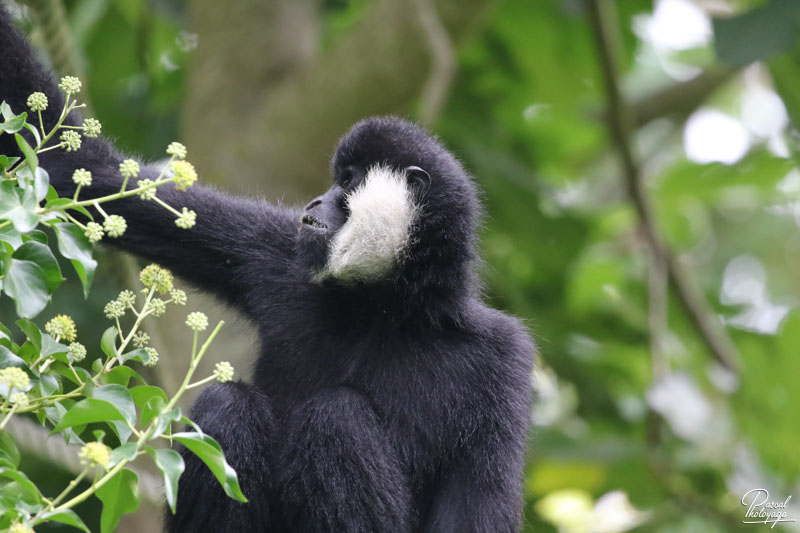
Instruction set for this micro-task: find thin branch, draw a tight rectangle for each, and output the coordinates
[584,0,740,375]
[413,0,457,125]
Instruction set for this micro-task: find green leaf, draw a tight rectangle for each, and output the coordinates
[118,347,150,365]
[38,509,90,533]
[0,431,20,468]
[52,222,96,297]
[0,345,26,369]
[52,398,127,434]
[151,407,181,440]
[0,112,27,134]
[0,156,20,172]
[173,432,248,502]
[0,467,42,504]
[2,258,49,318]
[89,385,136,426]
[88,385,136,443]
[129,385,168,411]
[45,402,84,445]
[96,468,140,533]
[149,447,185,514]
[33,167,50,203]
[12,241,64,293]
[0,224,22,248]
[14,133,38,171]
[101,326,118,359]
[713,0,800,67]
[15,319,41,352]
[109,442,138,467]
[106,366,146,388]
[0,181,40,233]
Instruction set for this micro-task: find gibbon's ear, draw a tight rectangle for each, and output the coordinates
[405,166,431,196]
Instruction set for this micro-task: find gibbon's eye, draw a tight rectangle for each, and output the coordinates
[340,166,356,189]
[406,166,431,194]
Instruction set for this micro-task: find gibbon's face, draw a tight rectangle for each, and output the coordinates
[298,162,430,283]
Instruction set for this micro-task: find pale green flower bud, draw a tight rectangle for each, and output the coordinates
[171,160,197,191]
[72,168,92,187]
[185,312,208,332]
[27,91,48,112]
[119,159,140,180]
[84,222,104,243]
[148,298,167,317]
[45,314,77,342]
[82,118,102,138]
[58,76,82,95]
[132,331,150,348]
[144,347,159,367]
[170,289,187,306]
[137,178,156,200]
[60,130,81,152]
[68,342,87,362]
[103,214,127,238]
[139,264,174,293]
[175,207,196,229]
[214,361,234,383]
[166,142,187,159]
[104,299,125,319]
[0,367,30,391]
[79,441,110,469]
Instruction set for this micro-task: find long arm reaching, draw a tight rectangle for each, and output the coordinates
[0,5,300,313]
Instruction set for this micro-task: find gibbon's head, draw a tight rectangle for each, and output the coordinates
[297,116,480,297]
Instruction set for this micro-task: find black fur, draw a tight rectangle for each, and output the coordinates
[0,7,535,532]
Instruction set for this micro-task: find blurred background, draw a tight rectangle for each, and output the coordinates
[3,0,800,531]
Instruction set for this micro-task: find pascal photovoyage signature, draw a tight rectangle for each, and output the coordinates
[742,488,797,528]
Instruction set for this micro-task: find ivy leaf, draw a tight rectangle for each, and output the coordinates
[0,180,40,233]
[16,319,42,352]
[0,345,26,369]
[52,222,96,297]
[148,447,185,514]
[109,442,138,467]
[89,385,137,427]
[38,509,90,533]
[0,430,20,468]
[88,385,137,443]
[0,155,20,172]
[2,258,49,318]
[0,113,27,134]
[0,467,43,504]
[14,132,38,171]
[129,385,168,411]
[172,432,248,502]
[96,468,140,533]
[101,326,118,359]
[52,398,127,434]
[12,241,64,293]
[105,366,146,388]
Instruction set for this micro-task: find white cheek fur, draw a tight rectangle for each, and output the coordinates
[324,165,417,282]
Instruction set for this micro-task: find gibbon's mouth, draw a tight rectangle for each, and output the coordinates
[301,213,328,230]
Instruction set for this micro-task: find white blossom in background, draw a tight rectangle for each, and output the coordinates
[647,373,712,442]
[592,491,650,533]
[634,0,711,51]
[531,365,578,427]
[683,109,751,165]
[536,489,649,533]
[720,255,792,335]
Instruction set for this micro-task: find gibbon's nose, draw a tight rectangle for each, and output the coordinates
[304,197,322,211]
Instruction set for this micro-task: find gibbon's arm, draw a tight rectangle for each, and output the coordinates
[0,6,299,313]
[423,422,527,533]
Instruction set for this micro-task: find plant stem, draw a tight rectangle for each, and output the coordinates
[583,0,740,374]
